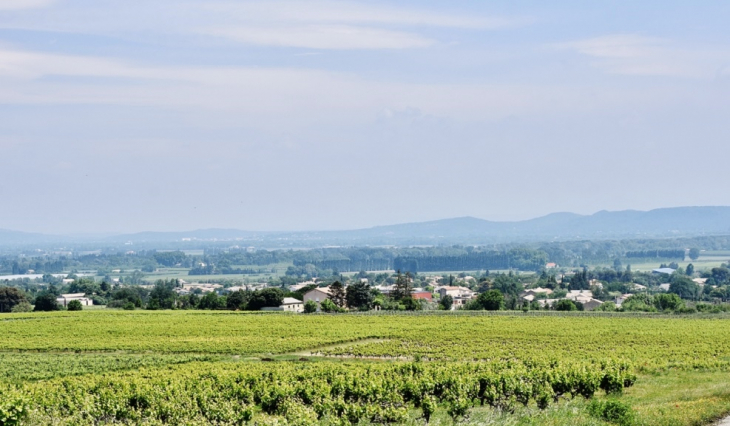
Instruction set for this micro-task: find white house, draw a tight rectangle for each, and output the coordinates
[281,297,304,312]
[438,286,476,309]
[520,287,554,302]
[261,297,304,313]
[56,293,93,307]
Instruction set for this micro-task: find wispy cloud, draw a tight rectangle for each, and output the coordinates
[198,1,527,50]
[201,1,524,30]
[0,0,55,11]
[0,45,687,126]
[0,1,527,50]
[204,25,435,50]
[557,34,730,78]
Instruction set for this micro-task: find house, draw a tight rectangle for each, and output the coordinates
[658,283,671,291]
[538,299,558,308]
[566,290,593,301]
[520,288,553,302]
[652,268,676,276]
[262,297,304,313]
[545,263,558,269]
[582,298,604,311]
[223,286,247,293]
[411,291,433,301]
[281,297,304,312]
[614,294,632,308]
[56,293,93,307]
[693,278,708,285]
[303,287,332,311]
[438,286,475,309]
[438,286,475,299]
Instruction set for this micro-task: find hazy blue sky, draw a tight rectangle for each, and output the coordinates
[1,1,729,234]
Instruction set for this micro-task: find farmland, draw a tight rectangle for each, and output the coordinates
[2,311,730,425]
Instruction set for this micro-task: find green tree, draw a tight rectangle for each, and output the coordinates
[67,300,83,311]
[555,299,578,311]
[109,288,143,308]
[492,273,524,297]
[653,293,684,311]
[345,282,372,310]
[686,263,695,276]
[320,298,339,313]
[247,288,284,310]
[68,278,100,296]
[439,295,453,310]
[198,292,222,310]
[402,297,422,311]
[33,292,60,312]
[621,294,656,312]
[688,248,700,261]
[669,275,699,300]
[303,300,317,313]
[477,289,505,311]
[0,287,28,313]
[568,269,590,291]
[226,290,248,310]
[148,280,177,309]
[391,271,413,301]
[329,281,347,308]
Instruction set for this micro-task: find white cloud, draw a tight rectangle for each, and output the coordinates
[201,1,523,30]
[0,1,527,50]
[0,0,54,10]
[0,46,700,128]
[557,34,730,78]
[205,25,434,50]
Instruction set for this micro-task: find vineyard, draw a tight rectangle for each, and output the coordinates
[1,311,730,425]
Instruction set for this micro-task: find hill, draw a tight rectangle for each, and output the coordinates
[2,206,730,247]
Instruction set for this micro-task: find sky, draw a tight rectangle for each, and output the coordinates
[1,1,730,234]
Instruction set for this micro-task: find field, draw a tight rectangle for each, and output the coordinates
[2,311,730,425]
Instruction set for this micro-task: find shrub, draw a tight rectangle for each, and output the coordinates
[122,302,136,310]
[0,388,28,426]
[10,302,32,313]
[320,299,340,313]
[67,300,83,311]
[303,300,317,313]
[595,301,616,312]
[401,297,422,311]
[587,399,634,425]
[555,299,578,311]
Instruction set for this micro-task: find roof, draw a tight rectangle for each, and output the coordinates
[60,293,86,298]
[305,287,331,295]
[653,268,676,275]
[281,297,302,305]
[411,291,432,300]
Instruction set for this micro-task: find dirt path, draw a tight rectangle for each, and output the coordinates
[290,338,388,357]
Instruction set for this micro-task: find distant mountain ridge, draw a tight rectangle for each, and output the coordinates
[2,206,730,247]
